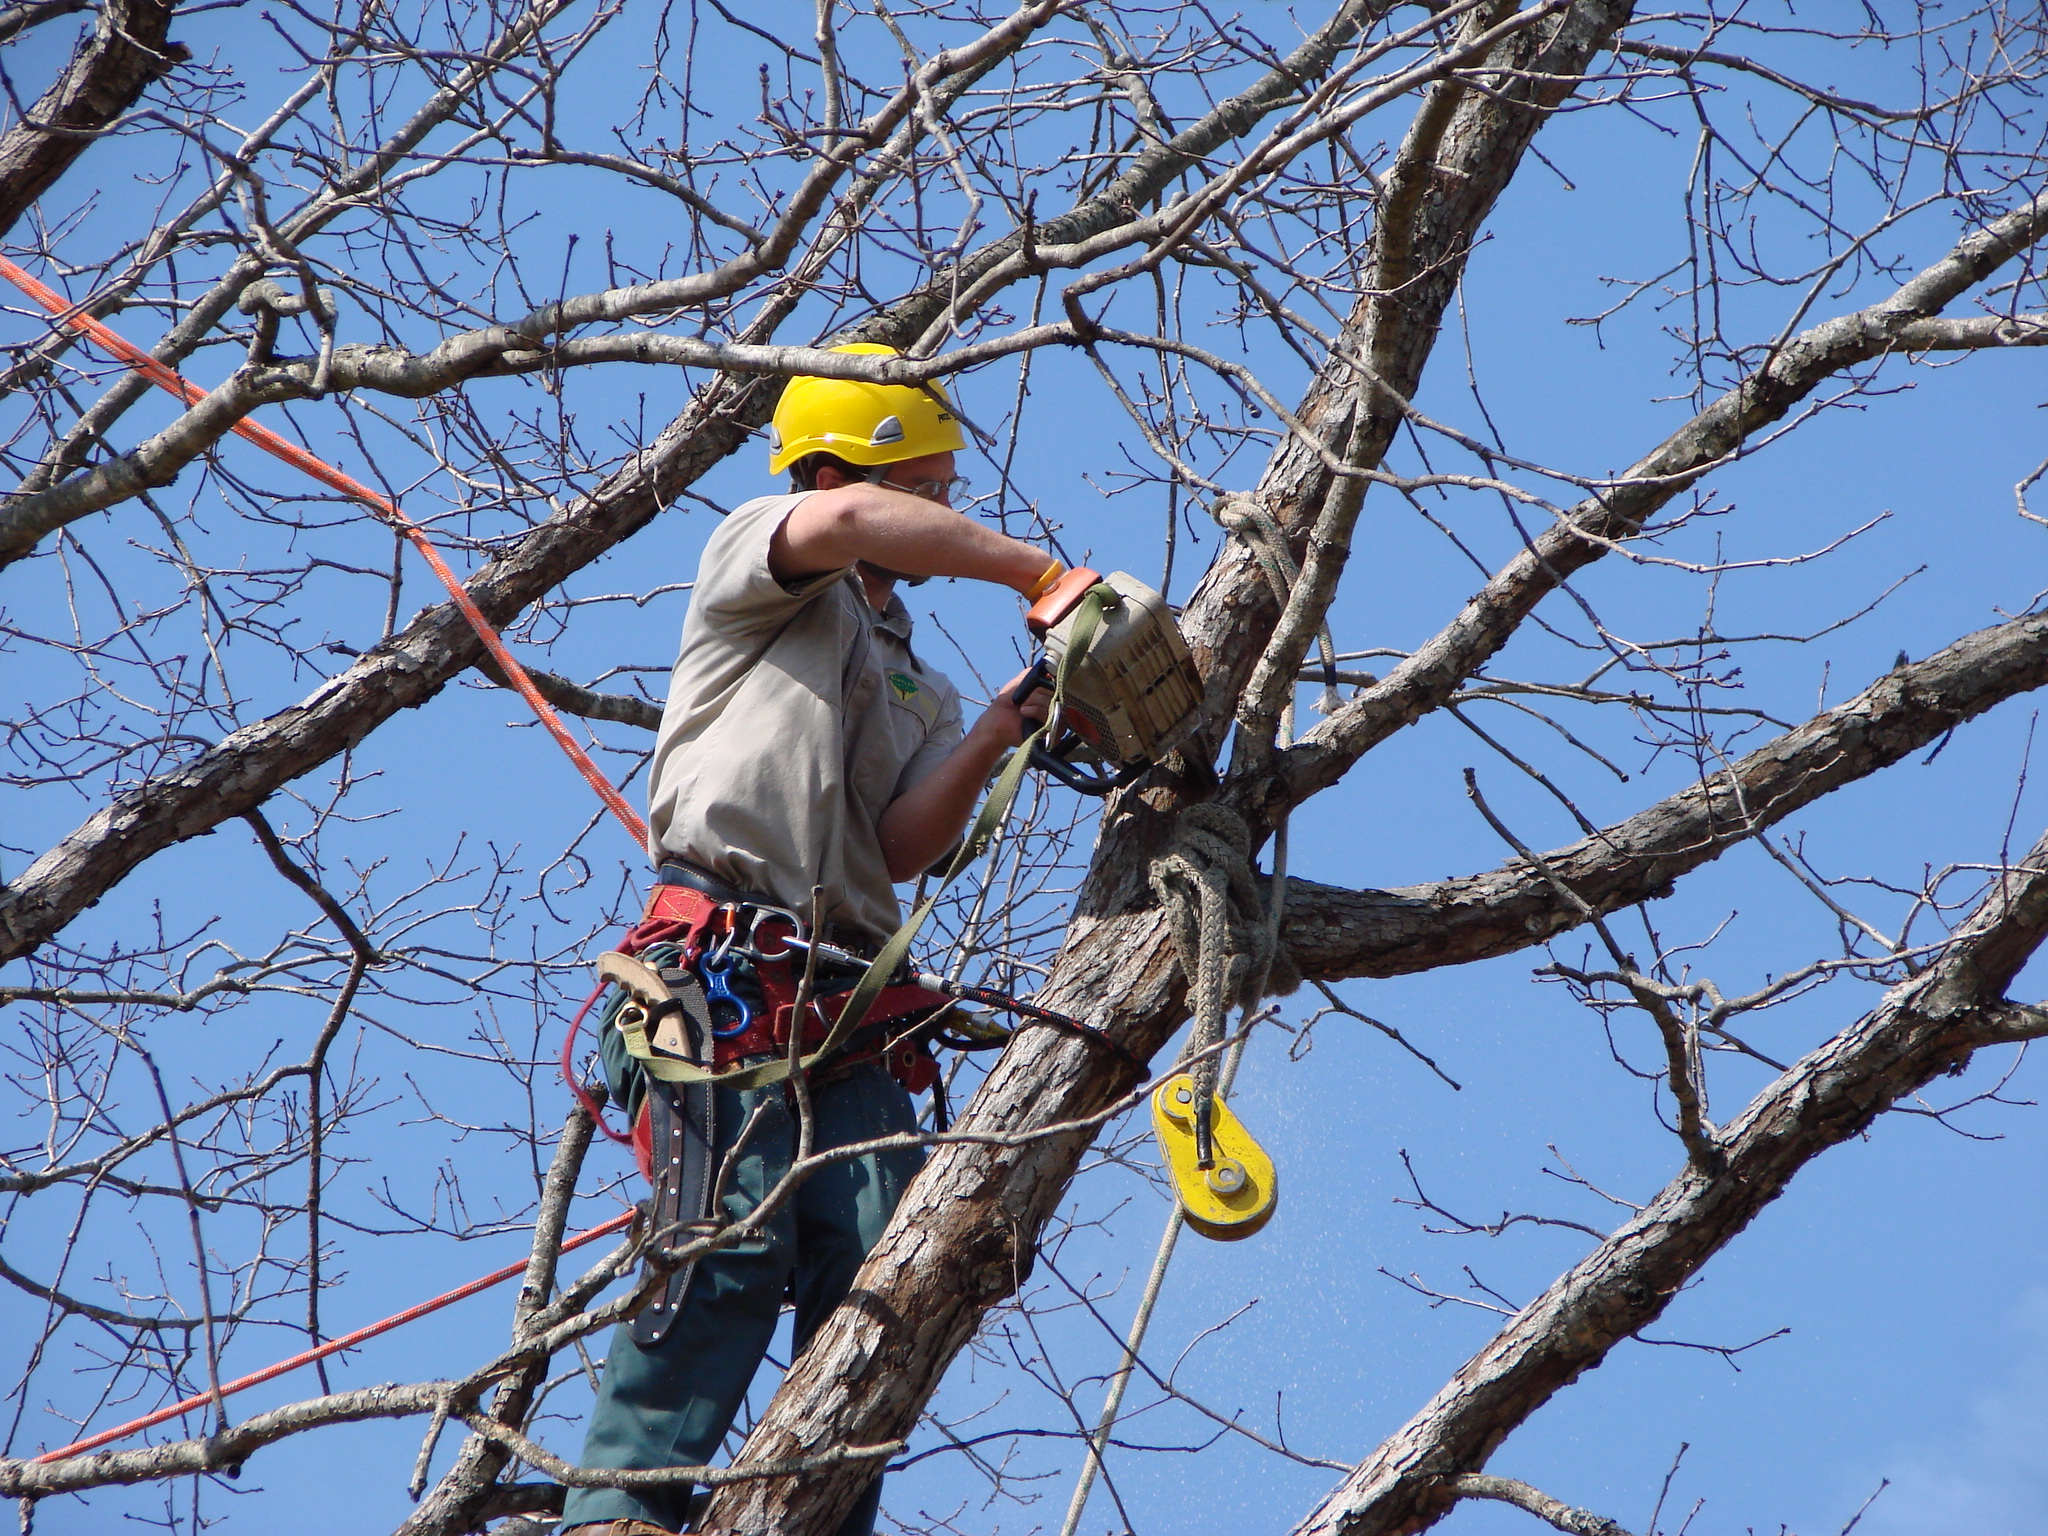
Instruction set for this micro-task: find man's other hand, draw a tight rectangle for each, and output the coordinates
[975,666,1052,751]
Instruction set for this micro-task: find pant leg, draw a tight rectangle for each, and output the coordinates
[562,1080,797,1532]
[789,1064,927,1536]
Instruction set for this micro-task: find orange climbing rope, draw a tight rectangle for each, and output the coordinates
[0,255,649,848]
[0,261,661,1460]
[30,1209,636,1463]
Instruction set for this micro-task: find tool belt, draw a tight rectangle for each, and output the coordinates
[598,865,953,1346]
[622,865,948,1089]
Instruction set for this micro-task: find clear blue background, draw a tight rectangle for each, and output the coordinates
[4,6,2044,1535]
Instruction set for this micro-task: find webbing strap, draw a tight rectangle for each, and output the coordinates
[627,584,1116,1090]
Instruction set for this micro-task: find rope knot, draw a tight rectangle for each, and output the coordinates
[1148,804,1298,1162]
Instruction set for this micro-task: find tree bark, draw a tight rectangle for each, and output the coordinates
[1282,607,2048,980]
[700,5,1642,1531]
[0,0,184,237]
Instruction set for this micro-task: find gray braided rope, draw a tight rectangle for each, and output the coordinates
[1213,491,1342,714]
[1147,803,1294,1164]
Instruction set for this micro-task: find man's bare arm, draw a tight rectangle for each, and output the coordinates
[770,484,1049,592]
[877,670,1047,882]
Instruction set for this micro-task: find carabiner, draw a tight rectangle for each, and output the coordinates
[738,903,808,962]
[701,905,741,970]
[699,952,753,1040]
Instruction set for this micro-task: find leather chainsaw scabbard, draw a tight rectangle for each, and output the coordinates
[632,965,716,1348]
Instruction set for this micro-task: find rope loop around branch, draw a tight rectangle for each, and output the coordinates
[1211,490,1342,714]
[1148,803,1297,1163]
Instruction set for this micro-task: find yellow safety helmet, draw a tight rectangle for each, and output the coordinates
[767,343,966,475]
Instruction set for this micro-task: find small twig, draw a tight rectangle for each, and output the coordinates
[1463,770,1720,1171]
[1395,1149,1605,1241]
[1631,1326,1790,1372]
[1449,1472,1641,1536]
[1300,980,1461,1088]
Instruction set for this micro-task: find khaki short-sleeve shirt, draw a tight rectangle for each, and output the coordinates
[646,492,965,945]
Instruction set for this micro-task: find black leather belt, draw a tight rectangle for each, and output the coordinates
[657,859,776,906]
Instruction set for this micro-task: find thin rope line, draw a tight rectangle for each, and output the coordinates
[0,255,648,847]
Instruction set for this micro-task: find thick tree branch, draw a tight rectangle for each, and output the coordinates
[0,0,183,237]
[1447,1473,1637,1536]
[1188,0,1636,789]
[1281,607,2048,980]
[473,656,661,731]
[1286,828,2048,1536]
[1889,311,2048,348]
[0,369,762,965]
[1269,188,2048,817]
[0,0,90,45]
[3,1382,456,1494]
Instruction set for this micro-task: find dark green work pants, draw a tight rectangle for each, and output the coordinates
[562,1062,925,1535]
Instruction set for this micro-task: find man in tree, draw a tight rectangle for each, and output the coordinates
[560,345,1061,1536]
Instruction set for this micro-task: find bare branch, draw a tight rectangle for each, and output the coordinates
[1286,830,2048,1536]
[1447,1473,1639,1536]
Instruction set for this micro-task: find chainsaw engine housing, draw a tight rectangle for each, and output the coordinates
[1042,571,1202,769]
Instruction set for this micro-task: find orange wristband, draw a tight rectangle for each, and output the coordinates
[1023,558,1065,602]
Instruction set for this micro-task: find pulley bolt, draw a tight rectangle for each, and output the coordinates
[1206,1160,1246,1195]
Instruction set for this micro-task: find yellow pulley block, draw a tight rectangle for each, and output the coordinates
[1149,1073,1278,1241]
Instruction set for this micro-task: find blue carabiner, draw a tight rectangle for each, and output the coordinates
[699,953,753,1039]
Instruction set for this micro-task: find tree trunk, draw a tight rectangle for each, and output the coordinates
[701,10,1642,1530]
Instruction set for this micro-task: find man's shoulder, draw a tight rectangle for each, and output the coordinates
[706,489,811,551]
[688,489,852,630]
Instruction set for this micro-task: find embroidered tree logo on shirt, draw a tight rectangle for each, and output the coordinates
[887,670,920,701]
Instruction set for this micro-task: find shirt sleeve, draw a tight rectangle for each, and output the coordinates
[690,492,852,649]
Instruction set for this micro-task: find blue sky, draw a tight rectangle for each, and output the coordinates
[5,4,2047,1535]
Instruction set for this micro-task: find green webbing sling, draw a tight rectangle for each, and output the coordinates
[621,583,1116,1092]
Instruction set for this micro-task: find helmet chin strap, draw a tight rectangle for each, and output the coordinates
[857,465,933,589]
[857,559,930,589]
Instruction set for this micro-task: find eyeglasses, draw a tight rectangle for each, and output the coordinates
[868,470,971,504]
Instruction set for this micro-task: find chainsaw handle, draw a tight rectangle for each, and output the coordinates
[1025,565,1104,634]
[1028,737,1147,796]
[1011,659,1142,795]
[1009,656,1052,707]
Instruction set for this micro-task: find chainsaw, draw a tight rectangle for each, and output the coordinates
[1014,567,1204,795]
